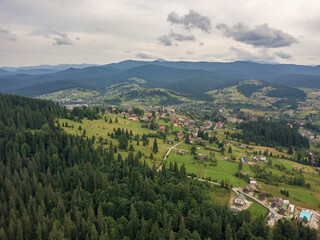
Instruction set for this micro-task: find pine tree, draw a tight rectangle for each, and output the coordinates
[49,221,64,240]
[179,216,187,239]
[129,205,139,239]
[225,223,233,240]
[153,138,158,154]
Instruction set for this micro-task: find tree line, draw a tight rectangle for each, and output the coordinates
[231,119,310,149]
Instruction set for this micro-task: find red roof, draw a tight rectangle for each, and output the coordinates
[158,126,166,130]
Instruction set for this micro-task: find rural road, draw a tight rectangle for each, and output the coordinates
[157,142,291,221]
[233,188,291,220]
[157,141,183,172]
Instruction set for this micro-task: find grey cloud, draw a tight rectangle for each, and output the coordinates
[199,42,204,46]
[52,31,73,46]
[217,23,298,48]
[157,30,195,46]
[230,46,276,62]
[167,12,181,24]
[169,30,195,41]
[157,35,172,46]
[0,28,17,41]
[275,51,293,59]
[135,52,155,59]
[167,10,211,33]
[186,51,194,55]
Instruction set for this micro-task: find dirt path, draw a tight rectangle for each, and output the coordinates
[157,141,183,172]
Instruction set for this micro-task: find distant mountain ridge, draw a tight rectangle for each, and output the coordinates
[0,60,319,97]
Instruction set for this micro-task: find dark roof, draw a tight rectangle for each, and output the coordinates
[235,193,246,201]
[242,157,249,163]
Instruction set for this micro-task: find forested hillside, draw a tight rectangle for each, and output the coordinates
[0,94,316,239]
[232,119,310,149]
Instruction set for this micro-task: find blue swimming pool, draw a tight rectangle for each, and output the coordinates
[299,211,311,221]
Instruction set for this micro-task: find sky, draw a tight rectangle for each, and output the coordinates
[0,0,319,67]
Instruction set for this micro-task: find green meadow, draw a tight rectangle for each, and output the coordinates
[59,115,175,166]
[247,201,269,220]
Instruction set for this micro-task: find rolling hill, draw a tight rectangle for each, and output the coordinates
[0,60,319,98]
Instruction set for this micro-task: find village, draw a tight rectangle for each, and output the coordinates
[38,87,320,231]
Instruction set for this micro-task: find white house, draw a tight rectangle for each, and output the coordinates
[259,155,267,162]
[250,180,257,185]
[288,204,295,213]
[234,193,246,207]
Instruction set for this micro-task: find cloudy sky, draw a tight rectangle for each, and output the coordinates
[0,0,319,66]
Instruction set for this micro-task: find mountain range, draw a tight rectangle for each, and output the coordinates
[0,60,320,97]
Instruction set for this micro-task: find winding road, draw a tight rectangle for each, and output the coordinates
[157,141,183,172]
[157,141,292,221]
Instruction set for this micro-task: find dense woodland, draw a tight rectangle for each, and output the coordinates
[232,119,310,149]
[236,82,306,100]
[0,94,317,239]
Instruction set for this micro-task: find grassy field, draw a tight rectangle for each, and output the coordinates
[59,115,175,166]
[165,147,248,186]
[247,201,269,219]
[206,186,231,206]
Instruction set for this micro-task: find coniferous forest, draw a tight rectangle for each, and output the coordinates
[0,94,317,240]
[232,119,310,149]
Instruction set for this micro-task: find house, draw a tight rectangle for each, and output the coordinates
[234,193,246,207]
[251,156,257,161]
[167,139,174,144]
[170,118,178,123]
[141,116,148,121]
[295,121,305,126]
[177,132,185,139]
[199,154,207,160]
[283,199,289,205]
[158,126,166,131]
[243,186,250,192]
[279,208,286,215]
[259,192,266,200]
[271,198,283,208]
[240,144,246,149]
[177,149,184,155]
[288,204,295,213]
[215,122,223,129]
[242,157,249,163]
[128,115,139,122]
[250,180,257,186]
[259,155,267,162]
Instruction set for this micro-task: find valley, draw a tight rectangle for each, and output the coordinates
[1,60,320,238]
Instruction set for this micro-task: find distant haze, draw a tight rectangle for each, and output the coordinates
[0,0,319,66]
